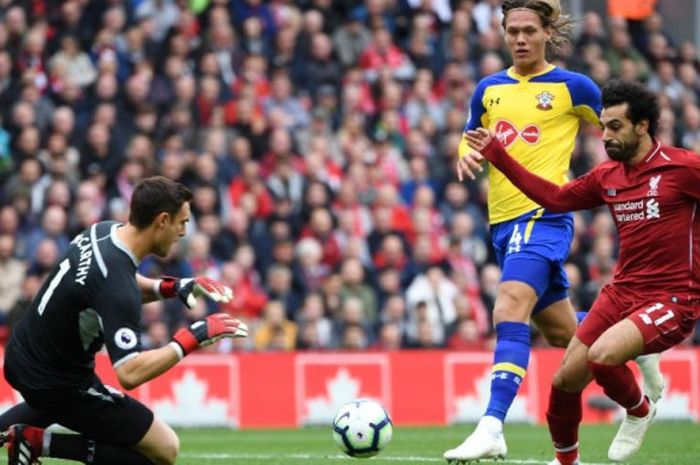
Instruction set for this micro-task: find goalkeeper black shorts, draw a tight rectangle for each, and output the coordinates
[3,368,153,446]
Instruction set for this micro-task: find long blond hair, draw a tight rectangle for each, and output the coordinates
[501,0,573,54]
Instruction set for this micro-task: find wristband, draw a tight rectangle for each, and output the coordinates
[153,279,164,300]
[172,327,199,356]
[168,341,185,361]
[159,277,178,299]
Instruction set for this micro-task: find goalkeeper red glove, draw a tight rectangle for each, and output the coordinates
[158,276,233,309]
[171,313,248,359]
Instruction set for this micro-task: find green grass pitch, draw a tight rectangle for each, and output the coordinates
[2,423,699,464]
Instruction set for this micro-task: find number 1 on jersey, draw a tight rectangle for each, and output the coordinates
[38,258,71,315]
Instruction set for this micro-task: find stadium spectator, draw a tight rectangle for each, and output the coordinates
[339,257,377,323]
[219,260,268,320]
[360,25,416,83]
[296,236,330,293]
[49,34,97,90]
[332,11,371,68]
[376,322,404,350]
[0,234,25,321]
[406,264,459,345]
[265,263,304,319]
[253,300,297,351]
[295,292,332,349]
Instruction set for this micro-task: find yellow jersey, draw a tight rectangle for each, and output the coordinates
[466,65,601,224]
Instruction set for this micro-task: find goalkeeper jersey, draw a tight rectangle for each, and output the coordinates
[466,65,601,224]
[6,221,143,391]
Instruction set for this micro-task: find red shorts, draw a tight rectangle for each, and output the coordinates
[577,285,700,354]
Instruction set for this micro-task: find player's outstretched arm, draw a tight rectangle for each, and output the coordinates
[138,274,234,309]
[115,344,183,390]
[465,128,604,212]
[170,313,248,358]
[115,313,248,390]
[136,274,164,303]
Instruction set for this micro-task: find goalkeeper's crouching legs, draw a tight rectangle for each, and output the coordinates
[0,422,170,465]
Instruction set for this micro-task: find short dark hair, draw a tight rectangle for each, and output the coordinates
[601,79,660,137]
[128,176,193,229]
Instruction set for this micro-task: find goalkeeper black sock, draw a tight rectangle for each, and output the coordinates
[49,433,154,464]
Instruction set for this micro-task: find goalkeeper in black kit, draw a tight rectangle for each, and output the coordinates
[0,176,247,465]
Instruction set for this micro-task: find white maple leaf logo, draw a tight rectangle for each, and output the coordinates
[152,370,237,427]
[303,368,376,425]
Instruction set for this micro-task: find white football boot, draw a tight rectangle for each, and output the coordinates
[608,401,657,462]
[635,353,665,403]
[443,430,507,463]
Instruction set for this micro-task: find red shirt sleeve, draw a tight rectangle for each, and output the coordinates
[482,138,605,212]
[680,155,700,202]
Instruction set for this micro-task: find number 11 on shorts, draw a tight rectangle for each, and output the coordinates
[639,303,675,326]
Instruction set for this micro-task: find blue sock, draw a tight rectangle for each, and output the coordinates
[576,311,588,325]
[484,322,531,421]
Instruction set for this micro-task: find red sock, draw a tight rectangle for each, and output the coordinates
[22,426,45,455]
[546,387,581,459]
[555,448,579,465]
[589,361,649,417]
[628,395,650,418]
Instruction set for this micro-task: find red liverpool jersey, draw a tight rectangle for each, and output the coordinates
[484,139,700,301]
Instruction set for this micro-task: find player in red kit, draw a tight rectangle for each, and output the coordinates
[460,79,700,465]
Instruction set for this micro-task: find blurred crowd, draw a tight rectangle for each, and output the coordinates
[0,0,699,353]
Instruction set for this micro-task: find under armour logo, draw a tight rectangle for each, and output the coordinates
[495,120,541,147]
[489,97,501,107]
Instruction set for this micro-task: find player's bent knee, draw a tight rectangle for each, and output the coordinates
[551,370,567,390]
[542,331,572,348]
[587,343,621,366]
[493,297,532,323]
[138,418,180,465]
[552,369,577,392]
[149,435,179,465]
[161,431,180,465]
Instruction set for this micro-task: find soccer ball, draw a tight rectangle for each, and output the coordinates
[332,399,393,458]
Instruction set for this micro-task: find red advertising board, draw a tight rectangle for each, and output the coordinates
[294,353,390,425]
[0,348,698,427]
[444,352,539,424]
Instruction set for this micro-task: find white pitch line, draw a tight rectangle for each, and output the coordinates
[180,452,613,465]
